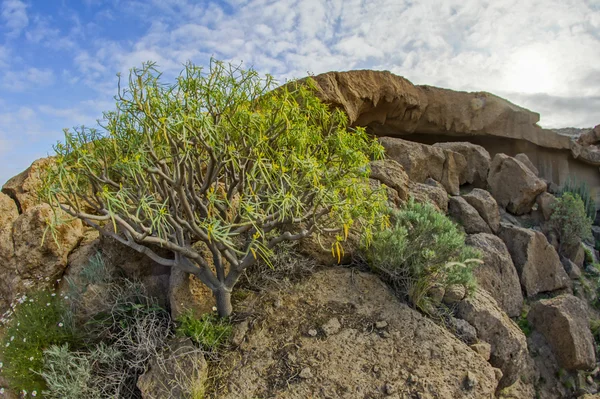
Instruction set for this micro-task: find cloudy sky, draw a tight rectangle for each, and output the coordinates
[0,0,599,184]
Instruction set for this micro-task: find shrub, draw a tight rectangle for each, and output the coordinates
[549,192,593,255]
[176,311,232,351]
[560,177,596,221]
[585,247,595,265]
[365,200,482,313]
[0,290,77,395]
[42,59,389,317]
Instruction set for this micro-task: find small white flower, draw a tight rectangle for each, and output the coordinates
[22,338,26,342]
[51,293,56,297]
[22,390,26,396]
[4,342,9,347]
[212,306,217,312]
[31,391,37,397]
[0,387,4,394]
[58,322,64,328]
[46,303,51,307]
[10,336,14,341]
[64,296,69,300]
[0,361,3,368]
[29,356,33,361]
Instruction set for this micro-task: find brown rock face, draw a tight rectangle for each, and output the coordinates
[456,289,528,390]
[498,224,569,297]
[487,154,547,215]
[515,153,539,176]
[379,137,466,195]
[1,157,54,213]
[369,159,410,203]
[408,179,449,213]
[462,189,500,233]
[536,192,557,221]
[433,142,491,187]
[466,234,523,317]
[448,197,491,234]
[528,295,596,370]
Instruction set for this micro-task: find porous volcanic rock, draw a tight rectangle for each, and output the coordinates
[466,233,523,317]
[448,196,491,234]
[219,268,499,398]
[1,157,54,213]
[498,224,569,297]
[487,154,546,215]
[456,289,528,390]
[528,295,596,370]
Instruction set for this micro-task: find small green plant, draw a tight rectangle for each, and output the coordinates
[176,311,232,351]
[365,200,482,313]
[0,290,77,395]
[517,308,532,337]
[585,247,595,265]
[560,177,596,221]
[549,192,593,256]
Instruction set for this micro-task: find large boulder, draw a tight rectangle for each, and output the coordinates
[466,233,523,317]
[487,154,547,215]
[137,338,207,399]
[515,153,539,176]
[0,193,19,309]
[220,268,500,398]
[433,142,491,187]
[456,289,528,390]
[528,295,596,370]
[462,189,500,233]
[1,157,54,213]
[408,179,449,213]
[380,137,466,195]
[369,159,410,203]
[448,197,491,234]
[498,224,569,297]
[536,192,557,221]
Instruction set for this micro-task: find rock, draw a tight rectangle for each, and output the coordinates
[169,267,215,319]
[307,329,318,337]
[448,316,478,345]
[442,284,466,305]
[464,370,478,390]
[433,142,491,187]
[536,192,557,221]
[448,196,492,234]
[231,320,250,346]
[10,204,84,301]
[408,180,449,213]
[528,295,596,370]
[463,189,501,233]
[383,382,396,395]
[470,342,492,361]
[515,153,539,176]
[562,256,583,279]
[369,159,410,203]
[322,317,341,336]
[428,285,445,304]
[0,193,19,309]
[379,137,466,195]
[456,289,528,389]
[465,233,523,317]
[577,125,600,146]
[498,224,570,297]
[375,320,388,329]
[137,338,207,399]
[299,367,313,379]
[488,154,547,215]
[221,268,499,398]
[1,157,54,213]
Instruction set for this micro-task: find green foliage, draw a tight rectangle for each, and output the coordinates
[40,343,124,399]
[560,177,596,220]
[41,59,389,316]
[176,311,232,351]
[365,200,482,313]
[517,308,532,337]
[0,290,78,395]
[549,192,593,254]
[585,247,594,265]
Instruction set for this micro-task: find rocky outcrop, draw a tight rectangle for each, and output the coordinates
[528,295,596,370]
[220,268,500,398]
[536,192,557,221]
[515,153,539,176]
[1,157,54,213]
[466,234,523,317]
[408,179,449,213]
[369,159,410,203]
[433,142,491,187]
[498,224,569,297]
[448,197,491,234]
[463,189,500,233]
[487,154,547,215]
[456,289,528,389]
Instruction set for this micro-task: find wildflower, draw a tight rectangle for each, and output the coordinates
[46,303,51,307]
[51,293,56,297]
[64,296,69,300]
[22,338,26,342]
[31,391,37,397]
[29,357,33,361]
[10,336,14,341]
[22,390,26,396]
[0,387,4,394]
[4,342,9,347]
[58,322,64,328]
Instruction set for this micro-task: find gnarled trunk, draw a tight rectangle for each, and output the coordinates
[214,286,233,317]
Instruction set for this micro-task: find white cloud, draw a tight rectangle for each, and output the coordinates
[1,0,28,37]
[1,67,54,91]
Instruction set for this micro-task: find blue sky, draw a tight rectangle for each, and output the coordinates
[1,0,599,185]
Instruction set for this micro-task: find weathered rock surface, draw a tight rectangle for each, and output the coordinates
[1,157,54,213]
[448,196,491,234]
[137,338,207,399]
[463,189,500,233]
[488,154,547,215]
[466,234,523,317]
[528,295,596,370]
[220,268,499,398]
[456,289,528,389]
[433,142,491,187]
[369,159,410,203]
[536,192,557,221]
[515,153,539,176]
[408,179,449,213]
[498,224,569,297]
